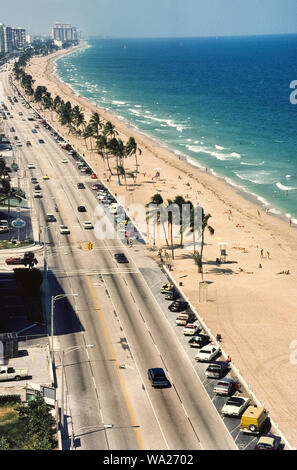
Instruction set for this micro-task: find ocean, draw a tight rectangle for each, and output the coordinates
[55,35,297,222]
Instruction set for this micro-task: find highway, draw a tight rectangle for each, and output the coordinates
[0,68,238,450]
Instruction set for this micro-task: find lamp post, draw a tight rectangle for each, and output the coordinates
[61,344,94,428]
[50,294,78,360]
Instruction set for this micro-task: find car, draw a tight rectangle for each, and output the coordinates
[18,112,23,116]
[5,257,23,265]
[114,253,129,264]
[60,225,70,234]
[97,193,107,201]
[38,139,45,144]
[109,203,121,214]
[42,175,49,180]
[83,221,94,229]
[27,163,35,169]
[32,129,37,133]
[60,159,68,163]
[16,141,22,147]
[90,173,97,179]
[160,283,174,294]
[176,313,195,326]
[34,124,40,129]
[213,377,240,395]
[195,345,221,362]
[46,214,56,222]
[164,289,180,301]
[77,182,85,189]
[80,167,87,172]
[168,299,189,312]
[34,185,41,190]
[254,434,282,451]
[34,191,43,198]
[0,220,8,227]
[205,361,229,379]
[147,368,170,388]
[183,323,202,336]
[221,396,251,417]
[92,184,100,190]
[188,334,210,348]
[0,227,9,233]
[31,177,38,184]
[26,141,32,146]
[77,205,87,212]
[10,127,15,132]
[14,136,18,141]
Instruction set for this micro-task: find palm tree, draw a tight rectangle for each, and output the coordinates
[103,121,118,140]
[72,105,86,134]
[146,193,169,248]
[173,195,189,248]
[89,112,102,138]
[125,137,142,184]
[107,138,125,185]
[196,210,215,278]
[96,135,110,173]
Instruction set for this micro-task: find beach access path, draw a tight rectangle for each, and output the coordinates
[23,44,297,447]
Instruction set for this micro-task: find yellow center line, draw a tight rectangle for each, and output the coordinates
[85,275,145,450]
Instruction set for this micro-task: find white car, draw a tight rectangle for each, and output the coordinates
[195,345,221,362]
[109,203,121,214]
[60,225,70,234]
[27,163,35,169]
[221,396,250,417]
[16,141,22,147]
[33,191,42,198]
[60,159,68,163]
[83,221,93,229]
[97,193,107,200]
[183,323,200,336]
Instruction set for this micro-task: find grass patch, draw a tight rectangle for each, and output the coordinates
[0,405,25,449]
[0,240,34,250]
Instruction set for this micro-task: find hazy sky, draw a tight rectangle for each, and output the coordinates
[2,0,297,38]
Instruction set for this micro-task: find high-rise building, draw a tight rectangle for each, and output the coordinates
[11,28,26,50]
[51,23,78,42]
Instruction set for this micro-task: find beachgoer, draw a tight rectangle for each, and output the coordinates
[157,249,161,257]
[285,270,290,275]
[289,219,292,226]
[227,355,232,363]
[216,333,222,342]
[260,249,263,258]
[257,210,261,216]
[266,251,270,259]
[258,263,262,269]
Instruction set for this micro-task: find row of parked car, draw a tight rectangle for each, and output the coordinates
[159,283,284,450]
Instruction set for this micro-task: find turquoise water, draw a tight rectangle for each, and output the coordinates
[55,36,297,221]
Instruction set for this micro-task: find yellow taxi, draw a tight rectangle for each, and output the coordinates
[42,175,50,180]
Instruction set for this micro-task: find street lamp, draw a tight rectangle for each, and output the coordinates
[50,294,78,359]
[61,344,94,427]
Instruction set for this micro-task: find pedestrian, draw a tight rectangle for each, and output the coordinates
[258,263,262,269]
[266,251,270,259]
[260,249,263,258]
[157,249,161,257]
[126,237,129,246]
[289,218,292,226]
[227,355,231,363]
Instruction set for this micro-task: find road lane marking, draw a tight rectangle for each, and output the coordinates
[84,275,145,450]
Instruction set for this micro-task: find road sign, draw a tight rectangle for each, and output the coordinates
[11,217,26,228]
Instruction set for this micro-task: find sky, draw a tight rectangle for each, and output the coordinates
[2,0,297,38]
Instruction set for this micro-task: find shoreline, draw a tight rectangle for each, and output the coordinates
[24,44,297,447]
[53,40,297,227]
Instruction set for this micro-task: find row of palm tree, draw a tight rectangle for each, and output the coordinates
[146,192,214,277]
[13,59,143,188]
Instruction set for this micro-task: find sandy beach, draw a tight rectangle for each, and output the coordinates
[24,43,297,446]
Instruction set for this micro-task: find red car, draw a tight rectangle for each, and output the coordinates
[90,173,97,179]
[5,257,23,265]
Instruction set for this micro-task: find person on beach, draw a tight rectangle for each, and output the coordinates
[260,249,263,258]
[258,263,262,269]
[266,251,270,259]
[289,219,292,226]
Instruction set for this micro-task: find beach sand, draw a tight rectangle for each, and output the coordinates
[24,44,297,447]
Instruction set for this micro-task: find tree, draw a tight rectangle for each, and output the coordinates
[16,392,57,450]
[196,210,215,278]
[173,195,188,248]
[146,193,169,248]
[89,112,102,138]
[125,137,142,184]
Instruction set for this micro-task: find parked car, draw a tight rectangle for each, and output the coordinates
[164,289,180,301]
[205,361,229,379]
[109,203,121,214]
[42,174,49,180]
[168,299,189,312]
[83,221,93,229]
[26,140,31,146]
[188,334,210,348]
[90,173,97,179]
[160,283,175,294]
[221,396,250,417]
[77,182,85,189]
[254,434,282,450]
[38,139,45,144]
[175,313,195,326]
[148,368,170,388]
[31,177,38,183]
[77,206,87,212]
[27,163,35,169]
[114,253,129,264]
[0,366,28,381]
[183,323,202,336]
[213,377,240,395]
[60,225,70,234]
[34,191,43,198]
[60,159,68,163]
[5,257,23,265]
[32,129,37,133]
[195,345,221,362]
[34,185,41,190]
[240,406,269,434]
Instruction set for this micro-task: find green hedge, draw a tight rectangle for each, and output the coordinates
[0,395,21,406]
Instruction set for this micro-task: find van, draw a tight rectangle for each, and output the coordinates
[240,405,268,434]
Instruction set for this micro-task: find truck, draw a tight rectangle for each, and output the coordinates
[0,366,29,381]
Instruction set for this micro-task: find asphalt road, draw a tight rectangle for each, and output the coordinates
[0,68,239,450]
